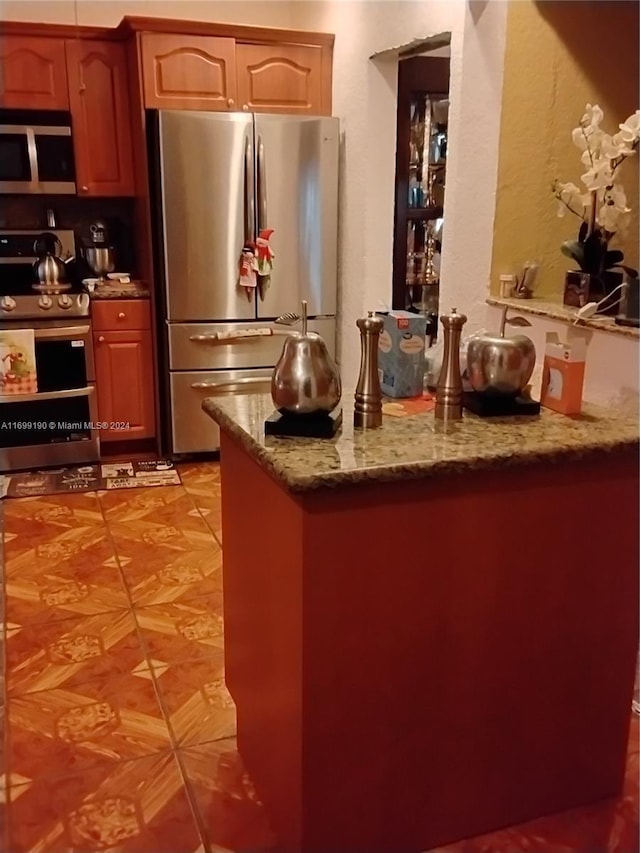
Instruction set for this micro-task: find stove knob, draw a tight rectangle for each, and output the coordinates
[38,295,53,310]
[58,294,73,309]
[1,296,16,312]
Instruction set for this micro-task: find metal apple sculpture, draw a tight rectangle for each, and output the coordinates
[467,307,536,397]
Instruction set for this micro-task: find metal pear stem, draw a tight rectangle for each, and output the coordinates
[301,300,308,336]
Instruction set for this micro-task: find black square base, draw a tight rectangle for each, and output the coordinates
[265,408,343,438]
[463,392,541,418]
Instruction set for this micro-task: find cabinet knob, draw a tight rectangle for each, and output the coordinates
[118,312,126,319]
[242,104,249,112]
[81,185,89,192]
[227,98,234,107]
[98,335,105,343]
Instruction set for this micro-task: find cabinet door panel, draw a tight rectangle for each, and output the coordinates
[0,36,69,109]
[66,40,135,197]
[236,44,323,114]
[141,34,236,111]
[94,329,155,441]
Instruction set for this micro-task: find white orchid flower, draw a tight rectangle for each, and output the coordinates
[597,184,631,232]
[580,148,593,166]
[618,110,640,143]
[581,103,604,129]
[598,202,622,232]
[572,127,588,151]
[606,183,630,212]
[601,132,634,159]
[556,103,638,240]
[554,181,587,218]
[581,157,613,191]
[611,131,636,157]
[556,181,581,202]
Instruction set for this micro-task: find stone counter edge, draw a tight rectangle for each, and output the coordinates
[203,399,639,494]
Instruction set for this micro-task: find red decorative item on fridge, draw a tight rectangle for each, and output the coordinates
[256,228,275,299]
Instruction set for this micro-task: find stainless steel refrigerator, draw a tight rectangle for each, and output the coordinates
[150,110,339,455]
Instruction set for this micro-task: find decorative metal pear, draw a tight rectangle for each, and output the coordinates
[271,300,341,416]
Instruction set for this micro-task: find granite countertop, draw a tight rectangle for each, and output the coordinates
[487,296,639,339]
[84,281,150,299]
[203,393,639,493]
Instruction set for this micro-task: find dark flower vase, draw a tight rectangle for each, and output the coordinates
[564,270,624,316]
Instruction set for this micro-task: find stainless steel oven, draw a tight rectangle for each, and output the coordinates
[0,319,99,472]
[0,109,76,194]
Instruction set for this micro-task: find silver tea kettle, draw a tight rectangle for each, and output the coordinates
[32,234,75,287]
[271,300,342,415]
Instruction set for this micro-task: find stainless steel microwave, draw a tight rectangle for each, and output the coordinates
[0,109,76,194]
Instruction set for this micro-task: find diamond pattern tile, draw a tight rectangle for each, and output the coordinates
[6,750,203,853]
[6,610,144,696]
[8,671,172,777]
[0,461,637,853]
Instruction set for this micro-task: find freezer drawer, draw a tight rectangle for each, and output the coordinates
[168,318,336,371]
[170,368,272,454]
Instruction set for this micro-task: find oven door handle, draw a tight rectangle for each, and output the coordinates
[34,325,90,340]
[0,386,94,404]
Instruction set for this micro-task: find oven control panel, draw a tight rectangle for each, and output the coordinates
[0,292,90,320]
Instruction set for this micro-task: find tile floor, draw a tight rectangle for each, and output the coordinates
[0,460,637,853]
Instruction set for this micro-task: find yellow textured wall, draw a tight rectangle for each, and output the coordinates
[490,0,639,298]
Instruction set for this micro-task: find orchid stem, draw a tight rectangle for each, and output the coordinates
[558,199,587,220]
[587,190,597,237]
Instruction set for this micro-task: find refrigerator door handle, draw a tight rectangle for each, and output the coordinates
[191,377,270,391]
[189,329,287,342]
[244,134,255,246]
[257,135,267,232]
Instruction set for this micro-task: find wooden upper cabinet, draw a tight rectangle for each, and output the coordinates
[141,33,237,110]
[66,40,135,197]
[0,36,69,109]
[236,44,326,115]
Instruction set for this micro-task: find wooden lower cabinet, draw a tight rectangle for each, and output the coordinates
[93,302,155,442]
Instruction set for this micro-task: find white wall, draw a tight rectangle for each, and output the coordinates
[291,0,508,386]
[438,0,507,336]
[0,0,295,27]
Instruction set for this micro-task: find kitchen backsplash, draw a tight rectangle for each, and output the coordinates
[1,196,137,275]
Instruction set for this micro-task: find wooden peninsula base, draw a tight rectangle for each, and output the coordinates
[210,398,639,853]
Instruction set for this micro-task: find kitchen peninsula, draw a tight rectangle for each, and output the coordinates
[204,393,639,853]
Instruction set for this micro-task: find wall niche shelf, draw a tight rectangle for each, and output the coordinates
[391,55,450,333]
[405,206,443,221]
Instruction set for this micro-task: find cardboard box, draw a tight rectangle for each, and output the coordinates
[377,311,426,398]
[540,331,587,415]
